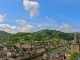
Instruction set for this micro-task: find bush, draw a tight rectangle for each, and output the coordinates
[69,51,80,60]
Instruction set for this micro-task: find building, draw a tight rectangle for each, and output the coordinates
[71,34,80,52]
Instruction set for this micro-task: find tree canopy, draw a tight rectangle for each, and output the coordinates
[0,29,78,44]
[69,51,80,60]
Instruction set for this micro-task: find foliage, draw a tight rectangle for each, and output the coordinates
[0,30,10,38]
[69,51,80,60]
[5,43,14,47]
[0,29,75,44]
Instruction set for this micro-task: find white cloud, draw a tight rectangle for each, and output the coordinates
[16,20,37,32]
[0,24,19,33]
[45,16,56,24]
[0,20,37,33]
[16,20,27,27]
[38,24,42,29]
[59,23,75,32]
[23,0,40,18]
[0,14,5,22]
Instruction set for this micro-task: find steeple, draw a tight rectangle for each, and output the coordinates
[72,33,78,44]
[71,33,80,53]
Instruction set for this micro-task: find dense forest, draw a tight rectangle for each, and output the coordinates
[0,29,76,43]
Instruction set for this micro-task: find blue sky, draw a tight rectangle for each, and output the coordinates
[0,0,80,33]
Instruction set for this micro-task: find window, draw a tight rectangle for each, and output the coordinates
[73,45,76,50]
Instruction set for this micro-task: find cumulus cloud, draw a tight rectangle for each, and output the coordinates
[0,24,19,33]
[0,14,5,22]
[16,20,37,32]
[23,0,40,18]
[0,20,37,33]
[38,24,42,29]
[59,23,75,32]
[16,20,27,27]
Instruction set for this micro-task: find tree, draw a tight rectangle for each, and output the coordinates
[69,51,80,60]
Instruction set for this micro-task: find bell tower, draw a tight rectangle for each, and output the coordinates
[71,34,80,52]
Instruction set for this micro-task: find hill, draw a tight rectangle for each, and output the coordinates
[0,30,10,38]
[3,29,74,43]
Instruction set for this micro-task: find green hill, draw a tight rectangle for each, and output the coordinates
[0,30,10,38]
[3,29,74,43]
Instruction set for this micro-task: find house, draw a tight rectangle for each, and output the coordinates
[7,51,12,58]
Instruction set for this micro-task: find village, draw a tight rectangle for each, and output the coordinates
[42,34,80,60]
[0,0,80,60]
[0,38,68,60]
[0,34,79,60]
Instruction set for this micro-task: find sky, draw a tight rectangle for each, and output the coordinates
[0,0,80,33]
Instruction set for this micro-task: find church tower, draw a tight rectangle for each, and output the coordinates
[71,34,80,52]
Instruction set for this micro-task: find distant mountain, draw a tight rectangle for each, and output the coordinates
[4,29,74,42]
[30,29,74,41]
[0,30,11,38]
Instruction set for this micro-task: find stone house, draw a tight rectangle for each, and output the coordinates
[7,51,12,58]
